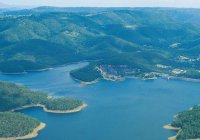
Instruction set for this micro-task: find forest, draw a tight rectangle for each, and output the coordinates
[0,81,83,112]
[171,105,200,140]
[0,81,84,138]
[0,8,200,82]
[0,112,40,138]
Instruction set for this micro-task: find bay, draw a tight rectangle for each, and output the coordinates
[0,62,199,140]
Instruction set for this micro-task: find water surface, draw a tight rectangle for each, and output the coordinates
[0,62,200,140]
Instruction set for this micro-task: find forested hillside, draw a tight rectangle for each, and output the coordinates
[169,105,200,140]
[0,7,200,81]
[0,81,84,138]
[0,81,83,111]
[0,112,40,138]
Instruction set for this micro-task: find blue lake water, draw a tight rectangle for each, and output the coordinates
[0,62,200,140]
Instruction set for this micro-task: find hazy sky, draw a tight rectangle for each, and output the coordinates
[1,0,200,8]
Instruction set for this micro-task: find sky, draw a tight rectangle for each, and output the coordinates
[1,0,200,8]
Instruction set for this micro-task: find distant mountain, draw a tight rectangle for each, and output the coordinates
[31,6,141,13]
[0,6,135,15]
[32,6,109,13]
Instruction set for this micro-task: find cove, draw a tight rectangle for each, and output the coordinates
[0,62,200,140]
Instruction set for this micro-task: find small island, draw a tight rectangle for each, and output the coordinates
[165,105,200,140]
[0,81,87,139]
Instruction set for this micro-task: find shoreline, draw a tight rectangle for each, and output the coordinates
[0,61,89,75]
[0,122,46,140]
[43,103,87,113]
[71,71,200,86]
[12,103,87,114]
[163,124,181,140]
[80,79,99,86]
[157,73,200,83]
[0,68,55,75]
[1,61,199,84]
[74,74,200,86]
[71,76,99,86]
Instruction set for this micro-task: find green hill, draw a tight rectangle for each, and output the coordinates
[0,81,83,112]
[0,112,40,138]
[169,105,200,140]
[0,8,200,81]
[0,81,85,138]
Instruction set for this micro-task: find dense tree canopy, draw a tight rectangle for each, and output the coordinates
[0,112,40,138]
[0,81,84,138]
[171,105,200,140]
[0,81,83,111]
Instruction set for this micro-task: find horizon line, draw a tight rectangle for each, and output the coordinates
[1,2,200,9]
[2,5,200,10]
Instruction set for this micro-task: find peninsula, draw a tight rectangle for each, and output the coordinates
[0,81,86,139]
[165,105,200,140]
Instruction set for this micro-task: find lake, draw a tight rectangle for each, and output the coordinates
[0,62,200,140]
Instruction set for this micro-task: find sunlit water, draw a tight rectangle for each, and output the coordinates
[0,62,200,140]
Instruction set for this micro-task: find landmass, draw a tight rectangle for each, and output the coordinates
[0,112,45,140]
[1,6,200,139]
[165,105,200,140]
[12,103,87,114]
[0,81,86,139]
[70,63,200,84]
[0,81,85,112]
[0,8,200,83]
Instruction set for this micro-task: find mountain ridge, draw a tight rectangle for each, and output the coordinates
[0,7,199,82]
